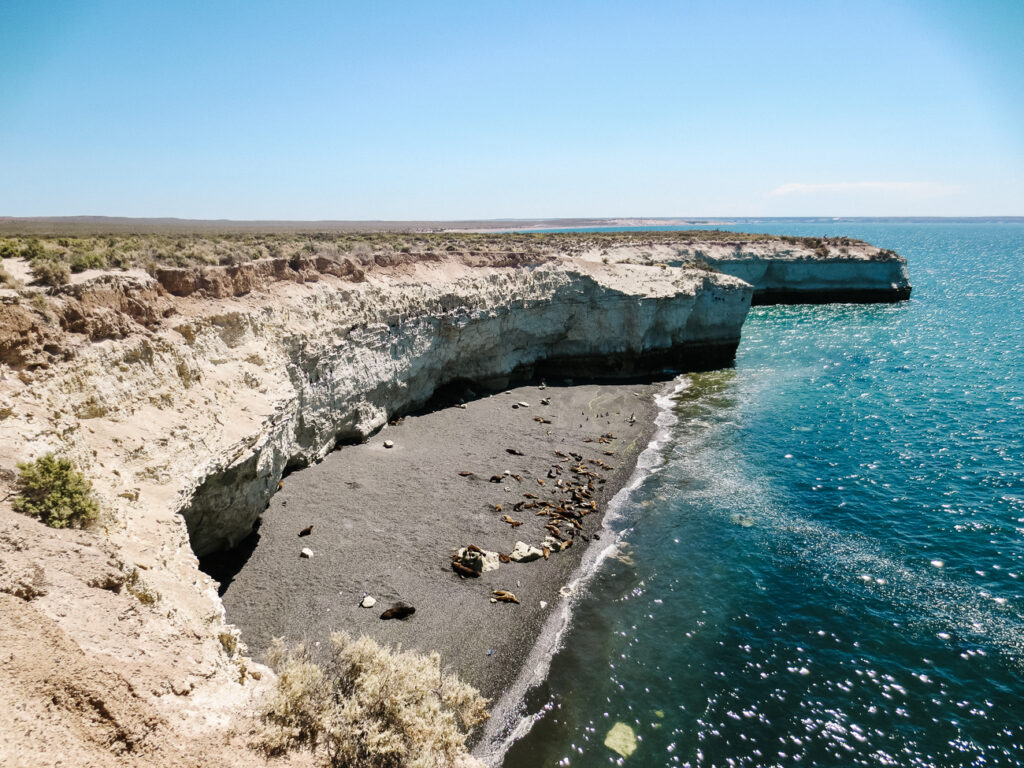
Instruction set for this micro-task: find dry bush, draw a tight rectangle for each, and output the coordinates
[257,632,488,768]
[29,257,71,287]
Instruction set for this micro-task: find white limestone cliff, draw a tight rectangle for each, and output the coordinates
[578,238,911,303]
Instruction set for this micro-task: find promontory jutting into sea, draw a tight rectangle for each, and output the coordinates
[1,218,1021,768]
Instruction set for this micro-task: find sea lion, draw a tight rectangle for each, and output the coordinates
[298,525,313,537]
[452,561,480,578]
[489,475,503,483]
[494,504,503,512]
[277,481,284,490]
[498,553,511,563]
[492,590,520,604]
[466,544,484,554]
[501,515,523,528]
[459,471,475,477]
[523,492,539,499]
[511,474,523,482]
[506,448,525,456]
[380,602,415,620]
[537,478,545,486]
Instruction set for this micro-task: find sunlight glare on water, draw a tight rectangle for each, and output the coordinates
[502,222,1024,767]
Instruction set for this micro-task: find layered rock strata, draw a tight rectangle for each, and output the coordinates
[576,238,912,303]
[171,260,751,556]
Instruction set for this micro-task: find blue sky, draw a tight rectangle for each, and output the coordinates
[1,0,1021,219]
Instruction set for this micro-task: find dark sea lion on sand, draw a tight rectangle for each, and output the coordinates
[298,525,313,537]
[380,602,416,620]
[452,561,480,578]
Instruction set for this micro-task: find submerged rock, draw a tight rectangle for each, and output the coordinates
[604,722,638,758]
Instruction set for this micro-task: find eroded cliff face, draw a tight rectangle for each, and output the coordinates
[0,252,751,760]
[170,260,750,556]
[577,239,912,303]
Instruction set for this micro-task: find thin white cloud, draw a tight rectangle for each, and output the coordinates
[770,181,958,198]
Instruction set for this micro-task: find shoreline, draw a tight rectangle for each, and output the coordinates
[211,378,664,725]
[474,376,686,763]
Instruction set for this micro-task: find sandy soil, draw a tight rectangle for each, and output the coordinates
[213,380,660,710]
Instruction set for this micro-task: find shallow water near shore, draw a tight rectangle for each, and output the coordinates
[503,222,1024,766]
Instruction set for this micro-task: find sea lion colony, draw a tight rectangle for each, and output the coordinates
[284,386,630,623]
[449,392,624,603]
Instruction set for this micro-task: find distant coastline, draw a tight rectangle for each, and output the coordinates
[1,215,1021,237]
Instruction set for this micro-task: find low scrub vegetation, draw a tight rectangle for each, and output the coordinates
[0,229,871,279]
[12,453,99,528]
[28,256,71,287]
[257,632,488,768]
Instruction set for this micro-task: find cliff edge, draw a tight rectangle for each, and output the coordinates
[0,231,908,766]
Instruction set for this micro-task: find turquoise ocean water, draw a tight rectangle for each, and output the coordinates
[503,222,1024,767]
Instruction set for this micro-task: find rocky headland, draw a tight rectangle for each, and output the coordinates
[0,229,909,766]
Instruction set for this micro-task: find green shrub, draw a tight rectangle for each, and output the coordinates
[257,632,488,767]
[21,238,45,261]
[12,453,99,529]
[0,240,19,259]
[69,251,107,272]
[29,257,71,286]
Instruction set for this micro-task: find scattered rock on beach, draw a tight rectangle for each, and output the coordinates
[516,401,530,408]
[454,546,500,573]
[509,541,544,563]
[383,439,394,449]
[380,602,415,620]
[360,595,377,608]
[300,548,314,559]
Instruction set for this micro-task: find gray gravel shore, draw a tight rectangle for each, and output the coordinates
[215,380,661,712]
